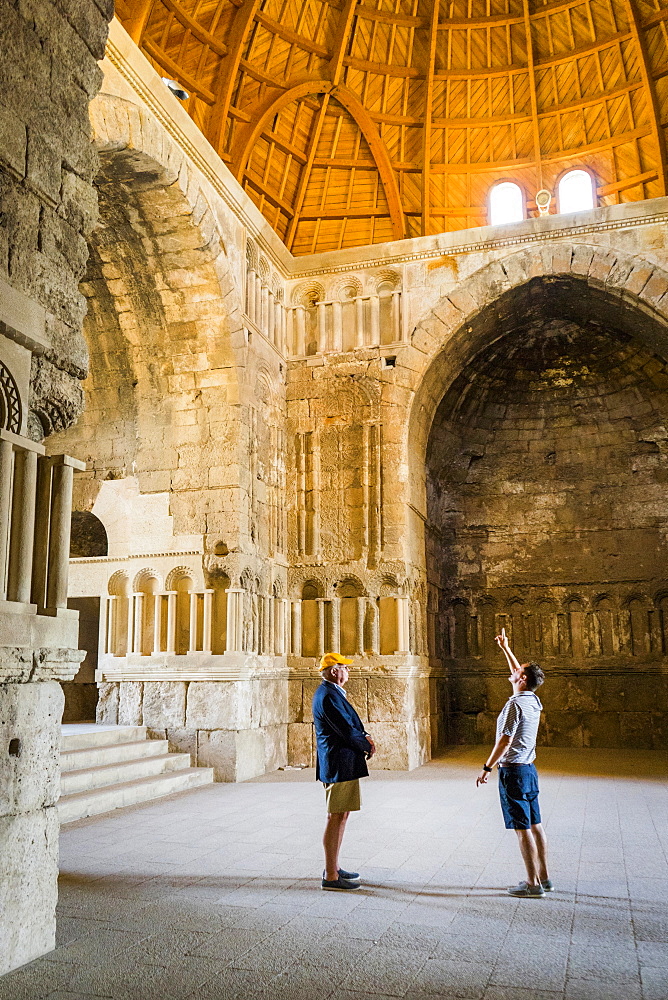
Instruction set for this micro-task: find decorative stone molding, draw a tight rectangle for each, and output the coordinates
[0,646,85,683]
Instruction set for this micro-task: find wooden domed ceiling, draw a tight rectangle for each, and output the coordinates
[116,0,668,255]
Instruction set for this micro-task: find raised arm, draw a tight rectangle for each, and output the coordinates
[495,627,521,671]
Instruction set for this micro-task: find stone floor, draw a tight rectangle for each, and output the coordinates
[2,746,668,1000]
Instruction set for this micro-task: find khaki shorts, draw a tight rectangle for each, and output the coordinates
[324,779,361,814]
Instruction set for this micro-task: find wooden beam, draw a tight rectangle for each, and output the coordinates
[158,0,228,57]
[597,170,658,195]
[142,39,216,103]
[285,95,332,249]
[255,11,329,56]
[330,0,359,85]
[522,0,543,193]
[421,0,440,237]
[206,0,263,155]
[621,0,668,195]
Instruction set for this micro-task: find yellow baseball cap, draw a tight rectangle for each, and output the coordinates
[319,652,353,671]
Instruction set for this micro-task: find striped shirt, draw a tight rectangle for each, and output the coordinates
[496,691,543,765]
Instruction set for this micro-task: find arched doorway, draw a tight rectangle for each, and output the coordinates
[64,511,109,722]
[424,274,668,750]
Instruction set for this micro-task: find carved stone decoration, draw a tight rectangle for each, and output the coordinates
[0,359,22,433]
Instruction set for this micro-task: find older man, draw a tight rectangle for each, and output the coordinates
[313,652,375,890]
[476,628,552,898]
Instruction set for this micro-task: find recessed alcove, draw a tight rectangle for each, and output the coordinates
[426,276,668,750]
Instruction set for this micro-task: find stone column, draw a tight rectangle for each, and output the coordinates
[396,597,410,653]
[292,600,302,656]
[369,598,380,655]
[126,593,135,656]
[166,591,177,653]
[282,598,291,655]
[7,447,38,605]
[255,273,262,325]
[0,437,13,598]
[296,305,306,356]
[275,598,284,655]
[355,295,365,347]
[31,456,52,609]
[261,283,269,334]
[188,592,199,653]
[226,588,238,652]
[202,589,213,653]
[246,268,256,322]
[330,596,341,653]
[153,594,163,653]
[369,294,380,343]
[100,595,112,656]
[46,458,74,610]
[132,594,144,654]
[392,289,402,341]
[332,299,342,352]
[317,300,327,353]
[356,597,366,655]
[267,289,275,342]
[316,598,327,657]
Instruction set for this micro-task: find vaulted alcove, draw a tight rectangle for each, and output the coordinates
[426,275,668,750]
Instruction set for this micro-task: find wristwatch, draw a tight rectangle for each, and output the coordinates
[482,765,493,772]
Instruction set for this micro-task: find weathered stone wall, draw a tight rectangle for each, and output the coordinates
[0,0,111,976]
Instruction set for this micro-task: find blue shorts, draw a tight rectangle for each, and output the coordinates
[498,764,541,830]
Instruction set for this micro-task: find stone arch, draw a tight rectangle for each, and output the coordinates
[407,243,668,508]
[70,511,108,558]
[375,268,401,292]
[333,275,363,300]
[0,359,21,433]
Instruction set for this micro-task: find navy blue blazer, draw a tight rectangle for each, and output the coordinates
[312,680,373,784]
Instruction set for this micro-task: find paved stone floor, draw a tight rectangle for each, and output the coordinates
[2,746,668,1000]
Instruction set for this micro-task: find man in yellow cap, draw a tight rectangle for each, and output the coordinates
[313,652,376,890]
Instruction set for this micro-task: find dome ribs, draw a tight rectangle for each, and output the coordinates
[116,0,668,252]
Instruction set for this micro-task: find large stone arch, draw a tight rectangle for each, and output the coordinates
[405,242,668,514]
[47,93,249,546]
[404,242,668,750]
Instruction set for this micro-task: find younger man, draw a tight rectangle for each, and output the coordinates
[476,628,552,898]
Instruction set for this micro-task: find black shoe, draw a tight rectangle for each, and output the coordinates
[321,876,360,891]
[323,868,361,882]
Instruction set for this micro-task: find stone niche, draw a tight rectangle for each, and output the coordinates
[426,276,668,750]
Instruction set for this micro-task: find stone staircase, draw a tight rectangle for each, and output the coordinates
[59,725,214,824]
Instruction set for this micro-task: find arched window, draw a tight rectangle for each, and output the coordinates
[558,169,594,214]
[489,182,524,226]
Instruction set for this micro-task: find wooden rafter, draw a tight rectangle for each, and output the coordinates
[116,0,668,254]
[621,0,668,196]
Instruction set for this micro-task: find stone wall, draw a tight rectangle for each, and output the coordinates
[0,0,111,975]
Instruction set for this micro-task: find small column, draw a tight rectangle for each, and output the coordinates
[237,588,245,652]
[316,598,327,658]
[0,438,13,599]
[332,300,342,352]
[255,273,262,325]
[282,597,291,655]
[188,592,199,653]
[392,289,402,341]
[153,593,163,654]
[274,598,284,656]
[296,305,306,356]
[246,268,256,323]
[7,448,38,605]
[261,283,269,334]
[370,294,380,344]
[274,299,282,348]
[330,596,341,654]
[267,289,275,343]
[317,300,327,353]
[166,591,177,653]
[261,595,271,655]
[356,597,366,655]
[226,589,238,652]
[100,595,112,656]
[31,457,52,609]
[292,600,302,656]
[202,589,213,653]
[396,597,410,653]
[46,458,74,609]
[355,296,365,348]
[132,593,144,654]
[126,593,135,656]
[369,598,380,655]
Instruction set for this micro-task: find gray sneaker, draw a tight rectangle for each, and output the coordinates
[541,878,555,892]
[321,876,360,891]
[507,881,545,898]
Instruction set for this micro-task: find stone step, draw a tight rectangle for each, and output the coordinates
[61,725,146,751]
[58,767,215,825]
[61,739,169,772]
[61,752,193,795]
